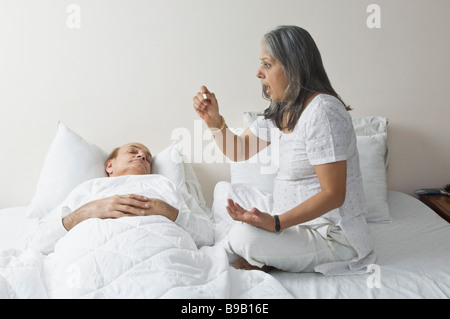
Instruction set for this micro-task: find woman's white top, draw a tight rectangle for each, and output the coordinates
[249,94,376,275]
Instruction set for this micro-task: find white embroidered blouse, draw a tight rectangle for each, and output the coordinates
[249,94,376,275]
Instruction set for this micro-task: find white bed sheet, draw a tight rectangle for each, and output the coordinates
[0,206,37,251]
[271,191,450,298]
[1,191,449,299]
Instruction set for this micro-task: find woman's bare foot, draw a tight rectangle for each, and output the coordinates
[232,257,274,272]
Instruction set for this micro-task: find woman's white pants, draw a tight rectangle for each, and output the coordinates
[227,222,358,273]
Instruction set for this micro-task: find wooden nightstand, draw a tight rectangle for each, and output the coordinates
[418,193,450,223]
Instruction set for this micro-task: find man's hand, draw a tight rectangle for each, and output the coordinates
[62,194,178,231]
[143,198,179,222]
[226,199,276,232]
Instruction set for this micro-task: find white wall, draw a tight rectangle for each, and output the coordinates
[1,0,449,208]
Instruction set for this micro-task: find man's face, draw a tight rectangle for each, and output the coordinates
[105,143,152,177]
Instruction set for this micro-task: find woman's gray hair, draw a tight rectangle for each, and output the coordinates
[261,25,350,131]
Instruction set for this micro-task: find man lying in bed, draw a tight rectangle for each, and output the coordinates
[27,142,214,254]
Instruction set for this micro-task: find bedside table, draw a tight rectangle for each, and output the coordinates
[418,193,450,223]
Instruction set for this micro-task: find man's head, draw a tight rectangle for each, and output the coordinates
[105,142,152,177]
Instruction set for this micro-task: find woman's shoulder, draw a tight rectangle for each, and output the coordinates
[300,94,352,130]
[303,94,348,118]
[309,94,346,111]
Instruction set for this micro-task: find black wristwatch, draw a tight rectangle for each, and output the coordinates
[274,215,281,232]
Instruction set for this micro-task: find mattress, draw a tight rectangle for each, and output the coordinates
[1,191,449,298]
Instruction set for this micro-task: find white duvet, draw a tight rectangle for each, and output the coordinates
[0,175,293,299]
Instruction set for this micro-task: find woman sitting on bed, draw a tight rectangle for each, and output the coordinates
[192,25,376,275]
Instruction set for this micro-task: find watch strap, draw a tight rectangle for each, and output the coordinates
[274,215,281,232]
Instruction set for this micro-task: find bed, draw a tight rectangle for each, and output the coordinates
[1,117,449,299]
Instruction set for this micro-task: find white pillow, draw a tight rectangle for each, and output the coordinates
[230,147,277,194]
[27,122,109,218]
[352,116,388,137]
[352,116,391,222]
[228,120,278,194]
[356,133,392,223]
[27,122,188,219]
[151,141,186,191]
[352,116,390,167]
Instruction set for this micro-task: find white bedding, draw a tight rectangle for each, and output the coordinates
[0,176,293,299]
[1,191,449,299]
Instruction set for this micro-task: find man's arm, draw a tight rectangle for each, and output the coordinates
[27,194,154,254]
[62,194,153,231]
[26,204,70,254]
[139,198,179,222]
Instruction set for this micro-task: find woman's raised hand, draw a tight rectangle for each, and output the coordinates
[193,85,222,128]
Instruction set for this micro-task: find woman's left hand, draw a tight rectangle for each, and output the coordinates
[226,199,276,232]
